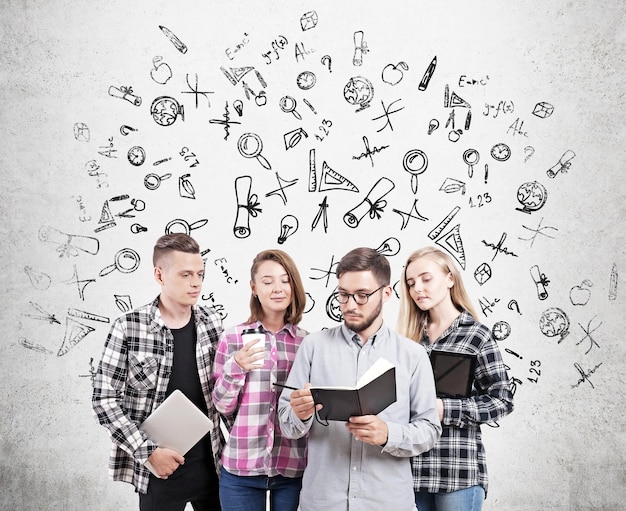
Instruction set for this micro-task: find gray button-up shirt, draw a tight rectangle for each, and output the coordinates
[278,323,441,510]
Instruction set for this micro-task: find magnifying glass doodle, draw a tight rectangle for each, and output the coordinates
[99,248,141,277]
[144,173,172,190]
[403,149,428,194]
[237,133,272,170]
[279,96,302,120]
[165,218,208,235]
[463,149,480,178]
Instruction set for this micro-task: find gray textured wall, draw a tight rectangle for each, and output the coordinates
[1,1,625,510]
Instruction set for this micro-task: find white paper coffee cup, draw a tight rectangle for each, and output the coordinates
[242,331,266,367]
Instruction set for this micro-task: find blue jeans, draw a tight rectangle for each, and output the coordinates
[219,467,302,511]
[415,486,485,511]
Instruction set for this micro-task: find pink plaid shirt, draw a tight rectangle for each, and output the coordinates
[212,321,308,478]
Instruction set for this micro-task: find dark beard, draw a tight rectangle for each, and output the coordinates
[343,299,383,334]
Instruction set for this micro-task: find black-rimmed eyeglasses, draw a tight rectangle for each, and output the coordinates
[333,285,385,305]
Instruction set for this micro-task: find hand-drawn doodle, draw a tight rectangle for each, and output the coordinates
[120,125,137,136]
[444,85,471,108]
[326,290,343,322]
[39,226,100,257]
[490,142,511,162]
[570,280,592,306]
[131,223,148,234]
[233,100,243,116]
[439,177,466,195]
[507,117,529,137]
[539,307,570,342]
[302,98,316,114]
[311,196,329,233]
[78,357,98,386]
[221,65,254,85]
[67,308,110,323]
[516,181,547,214]
[314,118,332,142]
[127,146,146,166]
[283,128,308,150]
[609,263,618,300]
[179,174,196,199]
[159,25,187,54]
[73,122,90,142]
[448,129,463,143]
[532,101,554,119]
[237,132,271,169]
[576,316,602,355]
[427,119,439,135]
[343,76,374,112]
[181,73,214,108]
[428,207,467,270]
[214,257,239,285]
[279,96,303,120]
[58,317,95,356]
[393,199,429,229]
[308,149,317,191]
[479,296,500,317]
[209,102,241,141]
[108,85,141,106]
[504,348,522,360]
[144,172,171,190]
[474,263,492,285]
[24,266,51,290]
[24,302,60,324]
[352,136,390,167]
[165,218,208,235]
[114,294,133,312]
[492,320,511,341]
[375,237,401,257]
[398,149,428,194]
[445,109,456,130]
[296,71,317,90]
[310,255,338,288]
[294,41,315,62]
[372,99,404,132]
[483,164,489,184]
[518,217,558,247]
[465,111,472,131]
[418,56,437,91]
[319,161,358,192]
[571,361,603,389]
[277,215,299,244]
[484,100,514,118]
[507,299,522,314]
[262,35,288,64]
[150,56,172,85]
[19,337,54,355]
[321,55,332,73]
[116,198,145,219]
[233,175,261,239]
[225,33,250,60]
[482,233,518,261]
[98,137,117,159]
[265,172,299,205]
[547,149,575,178]
[381,62,408,86]
[99,248,141,277]
[344,177,395,228]
[304,293,315,314]
[463,149,479,178]
[151,96,185,126]
[64,264,96,300]
[300,11,318,31]
[201,292,228,320]
[523,145,535,162]
[353,30,368,66]
[94,200,115,232]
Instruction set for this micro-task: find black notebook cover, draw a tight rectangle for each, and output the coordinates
[430,350,477,398]
[311,366,397,422]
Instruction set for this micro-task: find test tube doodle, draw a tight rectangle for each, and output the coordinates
[343,177,395,228]
[233,175,262,239]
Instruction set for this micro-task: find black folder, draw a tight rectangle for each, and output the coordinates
[430,350,477,398]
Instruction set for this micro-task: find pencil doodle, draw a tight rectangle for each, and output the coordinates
[353,30,368,66]
[375,237,401,257]
[39,226,99,258]
[108,85,141,106]
[73,122,90,142]
[393,199,429,230]
[418,56,437,91]
[381,61,408,86]
[371,99,404,132]
[165,218,208,236]
[539,307,570,343]
[518,217,558,247]
[532,101,554,119]
[24,266,51,290]
[265,172,299,205]
[99,248,141,277]
[570,279,592,306]
[482,233,519,261]
[277,215,299,244]
[300,11,318,31]
[159,25,187,54]
[609,263,618,300]
[576,315,602,355]
[546,150,575,178]
[64,265,96,301]
[237,132,271,169]
[343,76,374,112]
[150,56,172,85]
[150,96,184,126]
[530,264,550,300]
[344,177,395,228]
[516,181,547,214]
[352,136,390,167]
[23,302,60,325]
[58,317,95,356]
[233,175,262,239]
[303,99,316,115]
[19,337,54,355]
[474,263,492,286]
[181,73,214,108]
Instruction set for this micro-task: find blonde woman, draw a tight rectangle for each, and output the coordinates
[397,247,514,511]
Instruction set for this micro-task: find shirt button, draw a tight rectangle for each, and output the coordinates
[352,466,357,471]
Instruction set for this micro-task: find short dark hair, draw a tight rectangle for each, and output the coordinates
[153,233,200,266]
[336,247,390,286]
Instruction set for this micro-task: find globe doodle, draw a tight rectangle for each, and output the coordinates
[516,180,548,214]
[150,95,185,127]
[539,307,570,342]
[343,76,374,111]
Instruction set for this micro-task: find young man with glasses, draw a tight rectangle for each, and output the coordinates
[278,247,441,510]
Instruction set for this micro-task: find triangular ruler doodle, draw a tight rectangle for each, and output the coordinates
[319,161,359,192]
[98,200,115,225]
[220,66,254,85]
[448,90,471,108]
[57,317,95,356]
[435,224,466,270]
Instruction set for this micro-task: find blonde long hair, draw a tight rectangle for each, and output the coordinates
[396,247,479,343]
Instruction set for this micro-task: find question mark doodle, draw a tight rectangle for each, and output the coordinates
[523,146,535,163]
[507,299,522,315]
[321,55,332,73]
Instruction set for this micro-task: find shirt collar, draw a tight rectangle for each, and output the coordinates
[248,319,298,337]
[340,322,388,347]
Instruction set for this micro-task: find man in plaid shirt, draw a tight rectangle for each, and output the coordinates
[92,233,228,510]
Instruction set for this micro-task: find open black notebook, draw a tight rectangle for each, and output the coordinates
[430,350,477,398]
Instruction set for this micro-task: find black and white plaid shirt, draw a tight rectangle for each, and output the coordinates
[412,310,514,495]
[92,296,228,494]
